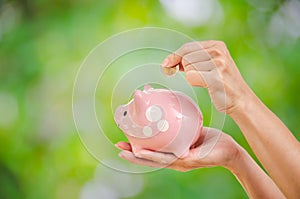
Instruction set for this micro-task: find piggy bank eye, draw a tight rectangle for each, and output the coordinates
[123,111,127,116]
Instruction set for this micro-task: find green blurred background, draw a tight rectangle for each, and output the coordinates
[0,0,300,198]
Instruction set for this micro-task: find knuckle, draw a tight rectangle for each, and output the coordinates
[216,40,226,46]
[211,40,226,48]
[209,49,223,57]
[213,58,226,67]
[200,40,227,50]
[180,41,200,53]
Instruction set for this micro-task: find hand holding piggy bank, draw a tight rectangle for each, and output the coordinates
[114,85,203,158]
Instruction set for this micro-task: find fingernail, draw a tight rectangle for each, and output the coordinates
[161,58,169,67]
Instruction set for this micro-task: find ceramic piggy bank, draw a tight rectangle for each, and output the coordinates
[114,85,203,158]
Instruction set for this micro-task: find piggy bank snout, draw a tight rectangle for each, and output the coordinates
[114,106,128,124]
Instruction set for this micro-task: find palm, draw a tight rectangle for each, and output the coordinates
[189,127,240,168]
[116,127,241,172]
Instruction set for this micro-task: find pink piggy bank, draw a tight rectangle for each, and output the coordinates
[114,85,203,158]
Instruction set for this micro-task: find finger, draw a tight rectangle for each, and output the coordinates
[186,67,221,88]
[191,127,222,149]
[115,142,132,151]
[135,150,178,165]
[162,42,205,68]
[198,127,222,159]
[202,41,228,59]
[161,53,182,68]
[118,150,165,168]
[184,60,215,72]
[185,70,209,88]
[201,127,222,141]
[175,42,205,57]
[191,127,210,148]
[199,40,225,50]
[162,40,225,68]
[181,50,211,67]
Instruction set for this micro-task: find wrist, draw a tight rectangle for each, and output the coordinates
[228,83,259,118]
[224,146,250,174]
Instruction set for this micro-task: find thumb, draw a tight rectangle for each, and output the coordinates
[161,52,182,68]
[198,127,221,159]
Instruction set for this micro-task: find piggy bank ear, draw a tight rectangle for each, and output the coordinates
[134,90,145,105]
[133,90,148,116]
[143,84,152,91]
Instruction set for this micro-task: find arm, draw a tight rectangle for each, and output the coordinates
[228,147,285,199]
[116,127,285,198]
[230,89,300,198]
[161,40,300,197]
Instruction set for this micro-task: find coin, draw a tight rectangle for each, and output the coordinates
[161,65,179,77]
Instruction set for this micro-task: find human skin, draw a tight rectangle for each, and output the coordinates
[160,41,300,198]
[116,127,285,199]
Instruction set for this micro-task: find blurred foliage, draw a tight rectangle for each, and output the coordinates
[0,0,299,198]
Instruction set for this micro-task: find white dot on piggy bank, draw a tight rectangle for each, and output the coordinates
[145,105,162,122]
[157,120,169,132]
[123,124,128,129]
[142,126,153,137]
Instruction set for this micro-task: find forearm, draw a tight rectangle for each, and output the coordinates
[227,148,285,199]
[230,88,300,197]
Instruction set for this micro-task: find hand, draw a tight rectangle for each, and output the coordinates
[115,127,242,172]
[161,40,252,114]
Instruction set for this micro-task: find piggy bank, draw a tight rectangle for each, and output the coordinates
[114,85,203,158]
